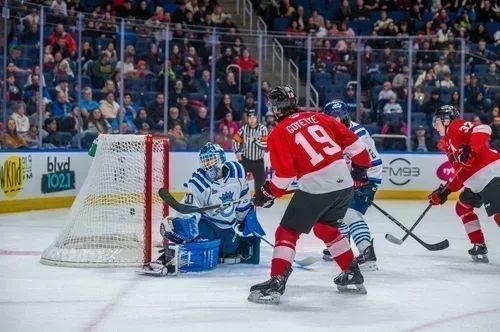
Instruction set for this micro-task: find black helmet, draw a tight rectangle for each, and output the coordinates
[435,105,460,122]
[268,85,298,121]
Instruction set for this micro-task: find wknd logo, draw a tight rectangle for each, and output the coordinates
[436,161,455,182]
[0,155,33,199]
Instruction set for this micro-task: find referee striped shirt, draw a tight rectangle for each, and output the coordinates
[233,123,268,160]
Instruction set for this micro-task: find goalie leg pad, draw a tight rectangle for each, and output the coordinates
[198,218,240,257]
[238,236,261,264]
[180,239,221,272]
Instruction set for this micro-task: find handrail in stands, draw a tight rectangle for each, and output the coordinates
[226,64,242,93]
[272,39,284,85]
[243,0,253,31]
[309,84,319,109]
[288,60,299,101]
[257,16,268,60]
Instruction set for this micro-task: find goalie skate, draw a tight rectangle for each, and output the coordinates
[469,243,489,263]
[334,261,367,294]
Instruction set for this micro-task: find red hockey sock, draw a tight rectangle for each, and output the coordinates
[494,214,500,228]
[270,225,301,277]
[313,222,354,271]
[456,201,485,244]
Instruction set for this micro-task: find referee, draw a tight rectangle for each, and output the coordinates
[233,110,268,192]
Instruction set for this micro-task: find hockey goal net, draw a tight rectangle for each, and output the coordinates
[40,135,169,267]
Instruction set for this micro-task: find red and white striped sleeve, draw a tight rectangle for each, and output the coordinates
[267,127,296,198]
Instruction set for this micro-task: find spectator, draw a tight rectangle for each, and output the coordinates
[490,116,500,150]
[116,54,136,77]
[219,112,239,135]
[51,91,72,118]
[136,60,155,80]
[55,79,73,103]
[216,48,234,79]
[90,52,115,89]
[352,0,371,20]
[412,125,436,152]
[3,119,27,149]
[449,91,461,109]
[177,95,195,121]
[337,0,352,22]
[25,65,46,89]
[373,10,393,31]
[471,24,494,44]
[168,107,185,132]
[111,108,137,133]
[422,90,443,118]
[122,93,138,120]
[409,3,424,22]
[292,5,308,30]
[473,115,483,125]
[437,72,455,88]
[51,0,68,16]
[47,24,76,55]
[265,110,276,127]
[433,8,450,27]
[416,40,436,65]
[79,88,100,118]
[21,22,40,46]
[311,9,325,28]
[87,109,111,134]
[393,65,411,89]
[100,79,116,96]
[134,108,156,132]
[383,96,403,114]
[235,50,258,71]
[318,40,339,62]
[169,80,187,107]
[278,0,295,17]
[464,74,487,100]
[242,92,256,114]
[145,92,165,128]
[136,1,151,20]
[65,105,85,133]
[437,23,454,45]
[168,124,189,150]
[215,125,233,150]
[433,56,452,76]
[477,0,496,23]
[99,92,120,121]
[466,92,491,123]
[199,70,217,100]
[216,94,236,120]
[24,124,44,148]
[211,5,227,24]
[219,72,240,95]
[378,81,397,101]
[188,107,209,135]
[484,64,500,87]
[344,85,357,113]
[357,104,372,124]
[6,74,23,102]
[142,44,163,69]
[11,102,30,135]
[43,117,69,147]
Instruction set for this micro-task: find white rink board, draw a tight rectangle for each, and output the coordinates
[1,150,456,212]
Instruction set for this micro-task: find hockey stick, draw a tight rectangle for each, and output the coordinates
[384,166,463,246]
[159,188,296,214]
[253,232,318,267]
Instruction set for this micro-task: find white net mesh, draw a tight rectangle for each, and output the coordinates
[40,135,168,267]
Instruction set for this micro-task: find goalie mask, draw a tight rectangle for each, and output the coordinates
[268,85,298,121]
[199,143,226,181]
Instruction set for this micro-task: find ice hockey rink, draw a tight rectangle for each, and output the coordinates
[1,200,500,332]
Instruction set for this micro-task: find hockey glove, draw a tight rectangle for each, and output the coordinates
[162,216,199,243]
[253,181,275,208]
[457,144,473,168]
[351,164,369,188]
[428,184,452,206]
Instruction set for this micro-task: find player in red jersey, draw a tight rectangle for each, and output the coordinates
[247,85,372,304]
[429,105,500,263]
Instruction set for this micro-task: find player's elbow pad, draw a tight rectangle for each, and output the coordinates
[351,149,372,169]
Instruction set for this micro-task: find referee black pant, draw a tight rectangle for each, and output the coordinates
[240,157,265,192]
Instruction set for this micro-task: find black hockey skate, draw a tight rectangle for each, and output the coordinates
[334,260,367,294]
[248,267,293,305]
[355,239,378,271]
[469,243,489,263]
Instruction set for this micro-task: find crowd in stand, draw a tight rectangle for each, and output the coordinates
[1,0,500,152]
[0,0,281,150]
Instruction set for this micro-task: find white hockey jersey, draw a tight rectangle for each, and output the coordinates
[345,121,383,184]
[178,161,252,230]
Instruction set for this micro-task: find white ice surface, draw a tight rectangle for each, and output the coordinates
[1,200,500,332]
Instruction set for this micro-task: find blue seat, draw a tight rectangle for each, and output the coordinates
[314,72,332,89]
[324,85,344,101]
[372,85,383,101]
[363,123,379,135]
[388,11,405,22]
[474,64,490,79]
[127,78,146,93]
[144,92,157,105]
[15,57,34,69]
[273,18,289,31]
[92,89,103,101]
[96,38,114,51]
[163,4,179,12]
[80,75,91,89]
[411,112,427,126]
[157,0,177,4]
[230,94,244,111]
[55,74,74,84]
[296,0,310,9]
[439,87,455,104]
[189,93,205,103]
[129,91,142,105]
[334,72,351,87]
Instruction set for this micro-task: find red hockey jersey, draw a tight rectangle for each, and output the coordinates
[444,119,500,193]
[267,112,371,197]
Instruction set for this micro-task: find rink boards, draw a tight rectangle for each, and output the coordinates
[0,150,460,213]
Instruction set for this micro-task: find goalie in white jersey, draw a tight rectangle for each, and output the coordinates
[321,100,383,270]
[142,143,264,275]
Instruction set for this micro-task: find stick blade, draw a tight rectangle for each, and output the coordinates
[385,233,403,245]
[423,239,450,251]
[294,256,318,267]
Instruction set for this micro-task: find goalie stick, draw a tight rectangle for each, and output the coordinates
[383,166,463,247]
